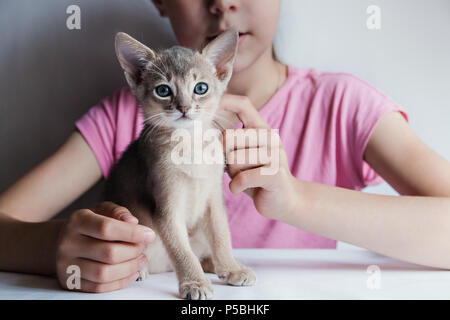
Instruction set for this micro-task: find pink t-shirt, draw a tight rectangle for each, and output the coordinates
[75,65,408,249]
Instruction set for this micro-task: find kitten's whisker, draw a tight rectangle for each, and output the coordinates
[144,116,161,136]
[154,59,167,75]
[147,60,167,79]
[147,59,164,73]
[151,116,170,136]
[148,118,164,136]
[144,112,165,123]
[149,70,166,79]
[203,111,234,128]
[159,58,169,75]
[145,61,166,78]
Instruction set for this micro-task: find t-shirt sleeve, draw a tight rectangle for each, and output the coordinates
[339,74,409,189]
[75,87,141,179]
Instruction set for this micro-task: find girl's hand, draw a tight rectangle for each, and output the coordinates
[221,94,302,222]
[55,201,155,293]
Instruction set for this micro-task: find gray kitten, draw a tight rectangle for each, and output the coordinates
[104,28,256,300]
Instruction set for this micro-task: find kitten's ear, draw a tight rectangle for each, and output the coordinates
[115,32,155,88]
[201,27,239,84]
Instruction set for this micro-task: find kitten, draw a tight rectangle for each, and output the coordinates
[104,28,256,300]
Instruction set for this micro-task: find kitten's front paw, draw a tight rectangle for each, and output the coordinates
[136,269,149,282]
[179,279,214,300]
[218,267,257,286]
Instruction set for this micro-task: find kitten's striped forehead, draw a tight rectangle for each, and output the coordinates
[146,46,207,81]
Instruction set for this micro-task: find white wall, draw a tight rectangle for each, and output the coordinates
[1,0,449,249]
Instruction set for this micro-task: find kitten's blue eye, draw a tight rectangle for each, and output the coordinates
[155,85,172,97]
[194,82,208,95]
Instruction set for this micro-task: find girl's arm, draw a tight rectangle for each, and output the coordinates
[364,111,450,197]
[286,111,450,268]
[0,131,102,223]
[222,94,450,269]
[0,131,102,274]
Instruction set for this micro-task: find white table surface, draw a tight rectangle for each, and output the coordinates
[1,249,449,300]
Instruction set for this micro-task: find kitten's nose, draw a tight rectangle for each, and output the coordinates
[176,105,190,114]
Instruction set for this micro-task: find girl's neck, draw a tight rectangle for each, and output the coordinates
[226,46,287,110]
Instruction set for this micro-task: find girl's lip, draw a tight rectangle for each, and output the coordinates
[206,31,249,43]
[238,32,249,46]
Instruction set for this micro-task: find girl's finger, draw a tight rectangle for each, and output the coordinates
[229,165,277,194]
[67,234,146,264]
[220,94,270,129]
[223,128,280,154]
[72,254,147,283]
[92,201,139,224]
[72,209,155,244]
[78,271,140,293]
[226,147,272,177]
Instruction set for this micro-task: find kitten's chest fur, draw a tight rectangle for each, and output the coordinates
[160,129,224,227]
[105,124,224,231]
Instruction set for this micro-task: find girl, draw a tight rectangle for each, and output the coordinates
[0,0,449,293]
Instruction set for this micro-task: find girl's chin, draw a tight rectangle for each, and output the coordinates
[232,53,257,74]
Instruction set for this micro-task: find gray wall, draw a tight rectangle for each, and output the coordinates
[0,0,176,218]
[1,1,449,233]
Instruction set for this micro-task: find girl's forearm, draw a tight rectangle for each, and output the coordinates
[284,179,450,269]
[0,212,65,275]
